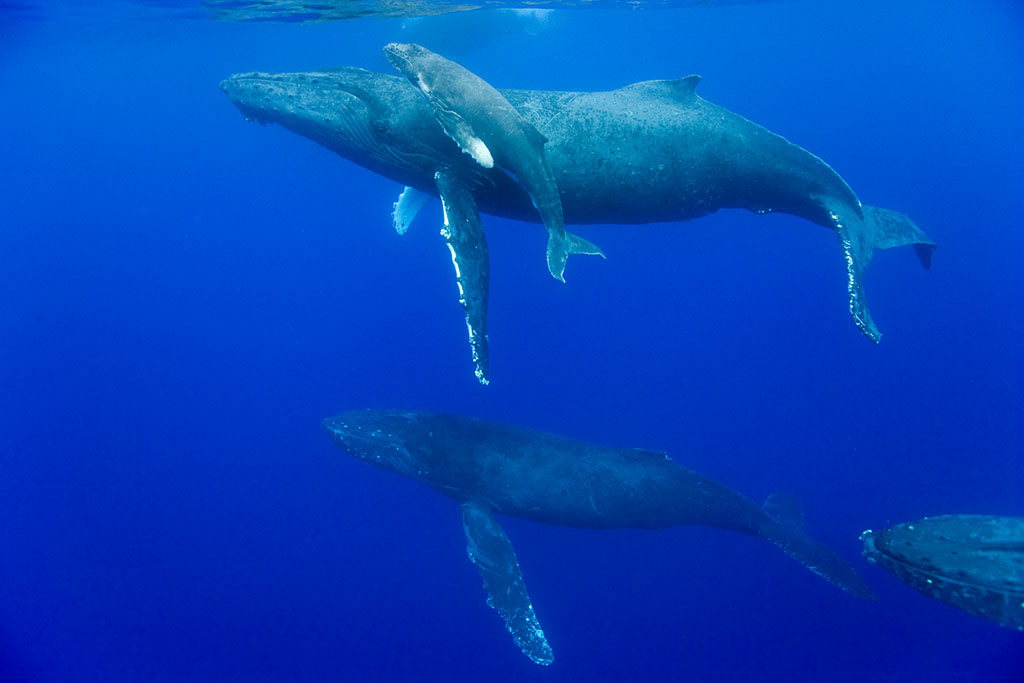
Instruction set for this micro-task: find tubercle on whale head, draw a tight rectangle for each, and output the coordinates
[382,42,440,93]
[382,42,428,72]
[219,73,279,124]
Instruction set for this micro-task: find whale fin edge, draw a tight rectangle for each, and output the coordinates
[833,204,935,342]
[462,501,554,666]
[432,105,495,169]
[546,230,606,283]
[392,186,433,235]
[618,75,702,101]
[435,170,490,385]
[760,494,879,601]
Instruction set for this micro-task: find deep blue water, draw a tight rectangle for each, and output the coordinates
[1,1,1022,681]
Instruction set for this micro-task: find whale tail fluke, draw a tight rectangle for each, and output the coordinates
[833,204,936,342]
[546,230,606,282]
[762,492,878,600]
[862,206,936,269]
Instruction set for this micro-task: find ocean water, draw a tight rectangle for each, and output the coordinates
[1,1,1022,681]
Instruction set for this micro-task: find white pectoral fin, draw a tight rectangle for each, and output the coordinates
[435,170,490,385]
[461,501,553,665]
[464,135,494,169]
[392,186,433,235]
[432,106,494,168]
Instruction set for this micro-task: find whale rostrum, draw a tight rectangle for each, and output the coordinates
[221,48,935,384]
[323,410,878,665]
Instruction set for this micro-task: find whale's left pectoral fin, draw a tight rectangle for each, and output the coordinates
[432,105,495,169]
[435,169,490,385]
[834,205,936,342]
[461,501,553,665]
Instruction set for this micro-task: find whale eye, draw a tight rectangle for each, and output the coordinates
[372,120,390,136]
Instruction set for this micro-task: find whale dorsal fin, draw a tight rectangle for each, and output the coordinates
[520,120,548,148]
[625,448,671,463]
[618,75,701,102]
[764,491,806,534]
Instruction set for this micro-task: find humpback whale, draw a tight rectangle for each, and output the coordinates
[383,42,603,281]
[323,410,877,665]
[221,53,935,384]
[862,515,1024,631]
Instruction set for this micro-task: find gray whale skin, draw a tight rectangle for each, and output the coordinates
[221,56,935,384]
[324,410,877,665]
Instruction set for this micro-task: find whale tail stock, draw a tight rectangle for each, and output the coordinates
[833,203,936,342]
[546,230,606,282]
[761,492,878,600]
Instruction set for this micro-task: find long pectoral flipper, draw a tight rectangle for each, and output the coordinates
[833,205,936,342]
[435,170,490,385]
[461,501,553,665]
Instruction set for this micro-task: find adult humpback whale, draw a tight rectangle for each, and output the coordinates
[323,410,877,665]
[221,53,935,383]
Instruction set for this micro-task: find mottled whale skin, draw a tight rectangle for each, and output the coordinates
[862,515,1024,631]
[323,410,877,664]
[221,62,934,383]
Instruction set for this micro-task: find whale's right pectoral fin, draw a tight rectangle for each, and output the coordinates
[392,186,433,235]
[434,169,490,385]
[431,105,495,169]
[833,205,936,342]
[461,501,553,666]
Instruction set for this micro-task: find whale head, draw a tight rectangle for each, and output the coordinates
[382,42,429,76]
[220,67,442,181]
[382,42,448,94]
[321,410,427,480]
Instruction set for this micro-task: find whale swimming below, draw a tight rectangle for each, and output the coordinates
[323,410,877,665]
[221,52,935,384]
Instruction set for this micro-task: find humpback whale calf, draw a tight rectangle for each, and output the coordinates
[221,52,935,383]
[323,410,877,664]
[383,42,603,281]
